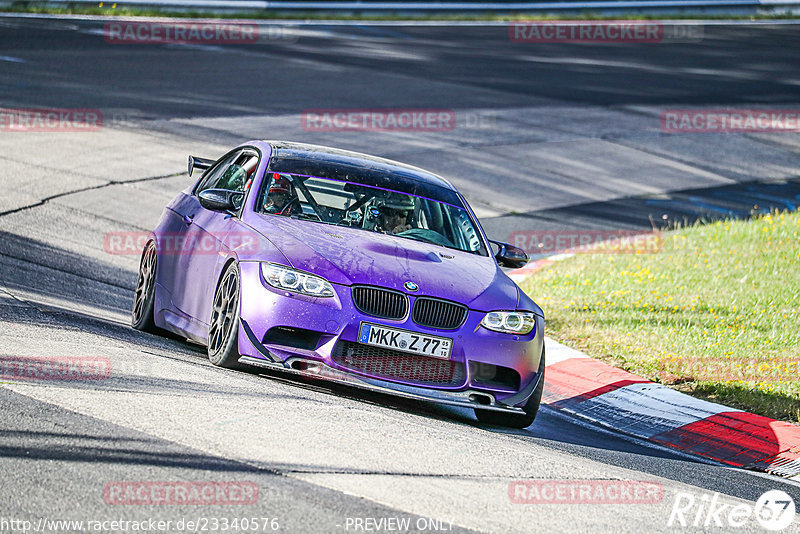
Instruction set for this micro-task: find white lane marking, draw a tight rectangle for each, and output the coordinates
[733,465,800,487]
[540,404,723,466]
[564,381,741,439]
[0,55,25,63]
[544,336,587,366]
[81,27,106,36]
[550,403,800,482]
[766,458,800,478]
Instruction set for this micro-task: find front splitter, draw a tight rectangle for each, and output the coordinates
[238,355,525,414]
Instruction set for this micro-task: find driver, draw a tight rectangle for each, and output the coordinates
[376,194,414,235]
[264,174,300,216]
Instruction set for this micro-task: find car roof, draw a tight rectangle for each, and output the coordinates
[262,141,461,204]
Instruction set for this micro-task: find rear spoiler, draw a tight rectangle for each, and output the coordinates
[188,155,215,177]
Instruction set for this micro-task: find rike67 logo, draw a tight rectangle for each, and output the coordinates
[669,490,795,530]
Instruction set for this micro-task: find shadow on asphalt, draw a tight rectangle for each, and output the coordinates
[487,176,800,233]
[9,23,799,115]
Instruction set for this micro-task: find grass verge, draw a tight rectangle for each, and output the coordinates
[521,210,800,423]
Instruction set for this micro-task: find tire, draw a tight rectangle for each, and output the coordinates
[132,241,159,333]
[207,262,243,369]
[475,349,545,429]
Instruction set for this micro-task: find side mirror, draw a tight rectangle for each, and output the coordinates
[198,189,243,213]
[490,240,529,269]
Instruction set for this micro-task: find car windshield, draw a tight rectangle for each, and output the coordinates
[258,173,487,256]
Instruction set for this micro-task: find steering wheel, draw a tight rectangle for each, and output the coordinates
[277,197,301,216]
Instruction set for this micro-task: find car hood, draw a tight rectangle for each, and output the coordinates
[247,214,520,311]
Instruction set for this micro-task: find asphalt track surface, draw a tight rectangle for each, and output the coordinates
[1,16,800,533]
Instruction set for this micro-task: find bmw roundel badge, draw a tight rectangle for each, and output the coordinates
[404,281,419,292]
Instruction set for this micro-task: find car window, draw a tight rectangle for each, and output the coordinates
[216,164,247,192]
[195,151,242,195]
[257,173,488,256]
[195,151,260,209]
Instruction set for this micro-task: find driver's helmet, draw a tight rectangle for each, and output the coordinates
[265,174,297,215]
[371,193,414,233]
[375,193,414,218]
[268,175,292,195]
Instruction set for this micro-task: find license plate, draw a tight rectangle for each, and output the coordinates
[358,323,452,359]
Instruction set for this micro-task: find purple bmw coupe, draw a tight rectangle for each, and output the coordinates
[132,141,545,427]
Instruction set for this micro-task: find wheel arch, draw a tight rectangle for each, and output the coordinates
[208,255,241,325]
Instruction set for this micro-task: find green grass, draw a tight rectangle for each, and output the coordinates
[522,210,800,423]
[3,5,800,20]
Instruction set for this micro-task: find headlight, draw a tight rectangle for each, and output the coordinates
[260,263,335,297]
[480,311,536,335]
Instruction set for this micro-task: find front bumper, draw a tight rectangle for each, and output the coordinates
[238,355,530,414]
[236,261,544,411]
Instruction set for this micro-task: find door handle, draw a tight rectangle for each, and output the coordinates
[183,214,194,225]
